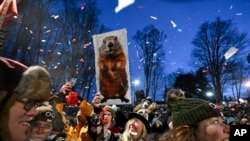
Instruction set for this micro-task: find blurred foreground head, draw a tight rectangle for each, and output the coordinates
[0,57,52,140]
[0,57,52,106]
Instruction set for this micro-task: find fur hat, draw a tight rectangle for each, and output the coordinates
[1,57,51,106]
[15,65,52,103]
[128,112,151,133]
[166,89,223,129]
[133,99,157,121]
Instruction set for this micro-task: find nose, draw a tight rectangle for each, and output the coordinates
[108,42,114,48]
[222,122,230,133]
[37,127,45,134]
[26,106,38,116]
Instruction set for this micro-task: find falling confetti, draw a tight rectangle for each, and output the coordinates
[115,0,135,13]
[177,28,182,32]
[230,5,233,10]
[81,2,86,10]
[84,42,91,48]
[224,47,238,60]
[51,15,59,19]
[150,16,157,20]
[236,13,242,16]
[170,20,177,28]
[138,5,143,9]
[44,30,51,33]
[80,58,85,62]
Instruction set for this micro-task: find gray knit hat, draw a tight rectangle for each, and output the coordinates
[166,89,222,129]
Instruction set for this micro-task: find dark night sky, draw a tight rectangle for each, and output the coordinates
[96,0,250,97]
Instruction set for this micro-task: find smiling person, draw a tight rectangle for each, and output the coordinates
[119,112,150,141]
[158,89,230,141]
[29,96,65,141]
[0,57,52,141]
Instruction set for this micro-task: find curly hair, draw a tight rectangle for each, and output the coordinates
[158,127,197,141]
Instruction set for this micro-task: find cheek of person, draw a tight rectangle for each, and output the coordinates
[196,117,230,141]
[104,112,113,128]
[8,101,38,141]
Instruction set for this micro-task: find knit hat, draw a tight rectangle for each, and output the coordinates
[128,112,151,133]
[166,89,223,129]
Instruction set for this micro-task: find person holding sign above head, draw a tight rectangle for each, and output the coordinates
[159,89,230,141]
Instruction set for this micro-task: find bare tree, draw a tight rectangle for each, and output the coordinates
[4,0,102,100]
[225,60,250,101]
[132,24,166,98]
[191,17,249,103]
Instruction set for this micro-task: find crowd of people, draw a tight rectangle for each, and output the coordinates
[1,57,250,141]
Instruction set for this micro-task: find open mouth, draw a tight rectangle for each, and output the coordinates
[130,131,138,136]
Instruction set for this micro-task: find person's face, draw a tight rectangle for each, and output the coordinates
[8,101,38,141]
[196,116,230,141]
[137,109,149,120]
[127,118,144,140]
[29,120,53,141]
[103,111,113,128]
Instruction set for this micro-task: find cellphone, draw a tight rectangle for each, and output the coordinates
[70,78,77,86]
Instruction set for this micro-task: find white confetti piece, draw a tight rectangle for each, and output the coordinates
[115,0,135,13]
[150,16,157,20]
[170,20,177,28]
[224,47,238,60]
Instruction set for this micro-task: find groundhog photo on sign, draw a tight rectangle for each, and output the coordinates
[97,35,129,103]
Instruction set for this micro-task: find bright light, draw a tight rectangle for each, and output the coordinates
[133,79,140,86]
[245,81,250,87]
[206,92,213,97]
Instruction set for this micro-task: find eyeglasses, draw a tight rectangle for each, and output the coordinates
[17,98,39,111]
[31,123,53,132]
